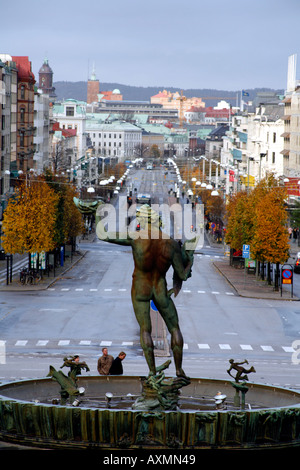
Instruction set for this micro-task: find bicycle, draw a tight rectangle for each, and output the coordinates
[19,267,41,285]
[26,269,41,285]
[19,267,29,284]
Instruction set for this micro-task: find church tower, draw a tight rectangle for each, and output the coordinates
[87,64,99,104]
[38,58,56,98]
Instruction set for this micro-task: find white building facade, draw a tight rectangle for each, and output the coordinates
[52,99,88,161]
[85,116,142,160]
[34,89,50,173]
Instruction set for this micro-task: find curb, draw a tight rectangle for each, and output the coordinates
[0,251,87,292]
[213,261,299,301]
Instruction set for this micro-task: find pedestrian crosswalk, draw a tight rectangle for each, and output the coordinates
[6,338,296,355]
[46,286,236,296]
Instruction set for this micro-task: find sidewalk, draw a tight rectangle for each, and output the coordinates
[0,232,96,292]
[213,238,299,301]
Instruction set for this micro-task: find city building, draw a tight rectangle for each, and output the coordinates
[141,130,164,158]
[88,99,178,123]
[281,54,300,179]
[99,89,123,101]
[0,55,17,208]
[87,67,99,104]
[34,88,51,172]
[246,104,285,181]
[52,99,88,161]
[38,58,56,99]
[51,121,77,173]
[85,116,142,160]
[151,90,205,122]
[12,56,36,174]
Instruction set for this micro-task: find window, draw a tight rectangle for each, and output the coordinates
[20,131,25,147]
[66,106,75,116]
[273,132,276,143]
[20,108,25,123]
[20,85,25,99]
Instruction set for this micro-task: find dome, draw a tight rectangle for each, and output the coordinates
[113,89,121,94]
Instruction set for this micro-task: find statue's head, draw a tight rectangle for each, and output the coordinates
[136,204,162,229]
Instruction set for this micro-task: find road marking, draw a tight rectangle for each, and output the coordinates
[104,288,112,292]
[198,343,210,349]
[282,346,295,352]
[119,288,127,291]
[219,344,231,350]
[226,292,235,295]
[197,290,206,294]
[212,291,220,295]
[100,341,112,346]
[58,340,70,346]
[183,343,188,349]
[79,340,91,345]
[240,344,253,350]
[183,289,191,293]
[261,345,274,351]
[75,288,83,291]
[39,309,68,312]
[61,288,69,291]
[89,288,98,291]
[36,340,49,346]
[15,340,28,346]
[122,341,133,346]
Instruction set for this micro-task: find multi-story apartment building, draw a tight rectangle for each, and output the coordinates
[280,54,300,178]
[52,99,88,162]
[0,55,17,208]
[247,104,285,181]
[12,56,36,174]
[85,116,142,160]
[151,90,205,114]
[34,88,50,172]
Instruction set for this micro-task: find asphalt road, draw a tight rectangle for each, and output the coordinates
[1,166,300,391]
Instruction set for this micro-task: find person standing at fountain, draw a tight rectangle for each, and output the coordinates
[109,351,126,375]
[97,348,114,375]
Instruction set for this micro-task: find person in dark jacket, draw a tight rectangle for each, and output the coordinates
[109,352,126,375]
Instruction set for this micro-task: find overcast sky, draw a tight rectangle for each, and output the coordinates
[1,0,300,91]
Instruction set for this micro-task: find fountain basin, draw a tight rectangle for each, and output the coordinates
[0,376,300,449]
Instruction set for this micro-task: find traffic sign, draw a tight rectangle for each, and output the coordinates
[282,268,293,284]
[242,244,250,258]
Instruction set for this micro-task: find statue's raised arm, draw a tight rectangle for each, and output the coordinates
[96,217,133,246]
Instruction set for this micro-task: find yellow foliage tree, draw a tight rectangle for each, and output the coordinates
[2,179,59,254]
[225,175,289,264]
[62,184,84,241]
[251,187,289,264]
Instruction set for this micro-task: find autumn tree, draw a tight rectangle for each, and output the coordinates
[225,175,289,286]
[251,185,289,264]
[225,190,256,250]
[44,170,84,247]
[2,178,59,254]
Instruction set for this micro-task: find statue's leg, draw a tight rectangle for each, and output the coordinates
[154,296,187,378]
[132,297,156,375]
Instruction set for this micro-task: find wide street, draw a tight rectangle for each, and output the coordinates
[1,165,300,391]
